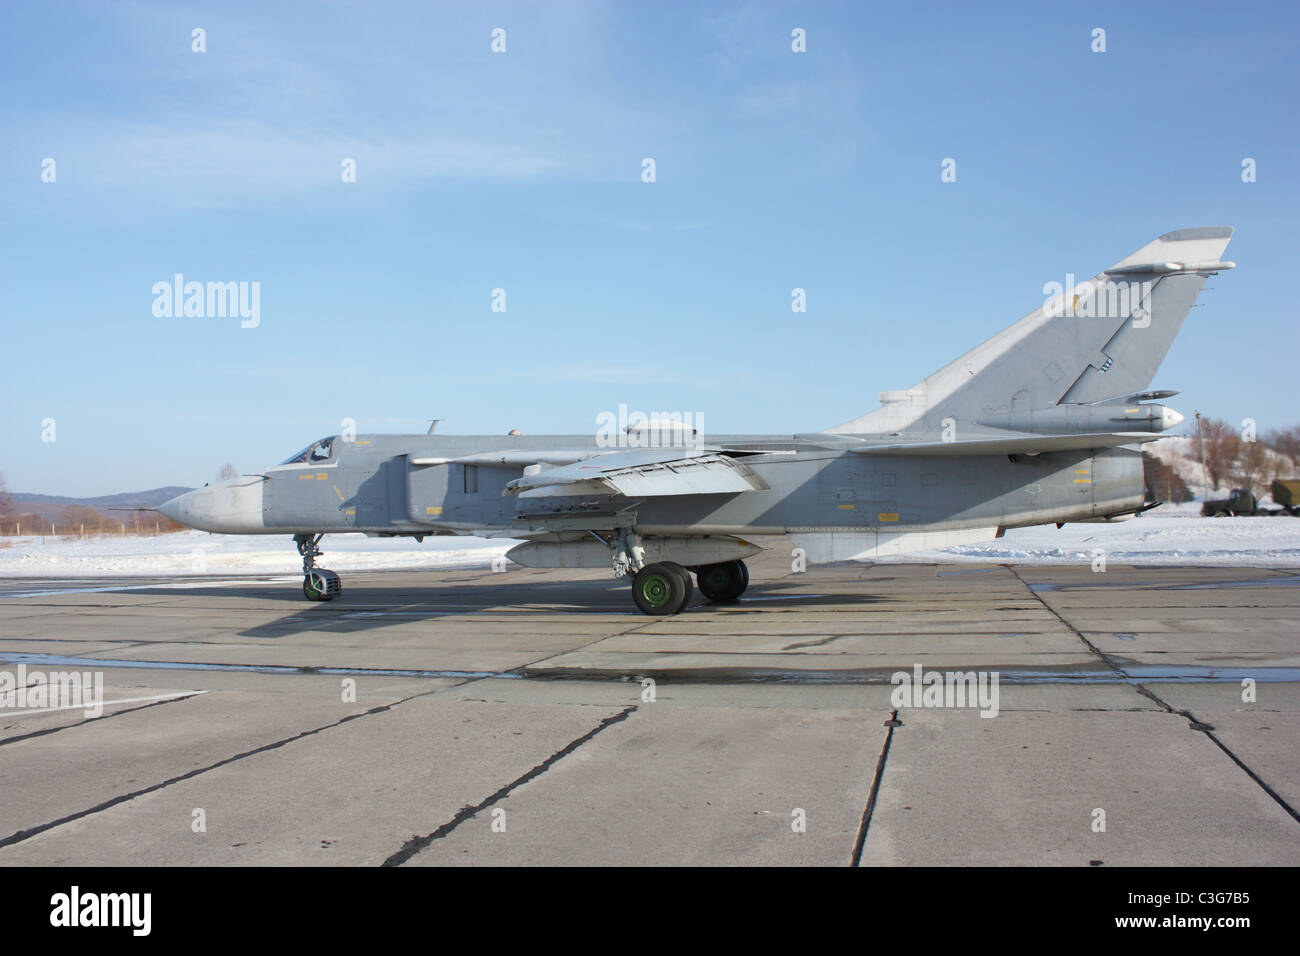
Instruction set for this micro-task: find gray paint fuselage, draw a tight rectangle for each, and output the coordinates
[256,433,1142,537]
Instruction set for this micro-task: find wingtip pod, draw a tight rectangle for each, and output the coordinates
[1106,260,1235,275]
[1108,226,1235,275]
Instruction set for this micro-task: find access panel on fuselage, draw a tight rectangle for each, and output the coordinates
[406,460,519,527]
[812,455,870,527]
[406,460,450,524]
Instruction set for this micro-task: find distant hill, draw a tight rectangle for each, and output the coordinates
[11,486,193,508]
[7,487,194,524]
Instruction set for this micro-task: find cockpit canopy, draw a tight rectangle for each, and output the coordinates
[279,436,337,465]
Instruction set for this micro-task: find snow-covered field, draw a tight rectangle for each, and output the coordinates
[0,502,1296,577]
[879,502,1300,567]
[0,531,513,578]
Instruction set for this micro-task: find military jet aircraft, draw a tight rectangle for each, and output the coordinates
[158,227,1234,614]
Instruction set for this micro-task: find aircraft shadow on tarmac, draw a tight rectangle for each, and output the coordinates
[118,578,883,638]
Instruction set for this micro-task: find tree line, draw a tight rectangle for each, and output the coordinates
[1187,420,1300,497]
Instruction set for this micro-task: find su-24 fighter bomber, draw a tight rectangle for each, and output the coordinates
[159,228,1235,615]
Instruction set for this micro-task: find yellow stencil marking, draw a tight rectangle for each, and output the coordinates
[837,503,855,510]
[878,512,900,522]
[298,474,314,480]
[345,509,355,516]
[354,440,371,445]
[333,485,345,501]
[426,506,443,516]
[1074,478,1091,483]
[1075,469,1091,474]
[316,473,328,480]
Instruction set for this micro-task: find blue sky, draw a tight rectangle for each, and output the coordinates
[2,0,1296,496]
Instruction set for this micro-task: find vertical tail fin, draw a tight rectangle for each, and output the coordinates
[826,227,1234,435]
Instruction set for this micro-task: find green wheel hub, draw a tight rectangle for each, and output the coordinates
[639,572,673,607]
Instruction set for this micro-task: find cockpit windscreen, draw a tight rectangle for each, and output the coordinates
[279,437,336,465]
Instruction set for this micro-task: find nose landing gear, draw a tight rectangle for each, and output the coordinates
[295,533,341,601]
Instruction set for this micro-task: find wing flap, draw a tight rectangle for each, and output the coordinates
[507,451,767,497]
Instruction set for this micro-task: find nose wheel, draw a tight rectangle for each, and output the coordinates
[303,569,341,601]
[295,533,341,602]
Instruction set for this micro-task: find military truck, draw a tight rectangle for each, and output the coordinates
[1201,488,1258,516]
[1202,480,1300,516]
[1270,479,1300,516]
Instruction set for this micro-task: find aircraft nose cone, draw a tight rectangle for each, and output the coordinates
[155,480,264,533]
[155,488,212,530]
[156,493,186,524]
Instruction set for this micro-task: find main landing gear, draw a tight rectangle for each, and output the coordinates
[295,533,341,602]
[695,559,749,603]
[631,560,749,616]
[607,529,749,615]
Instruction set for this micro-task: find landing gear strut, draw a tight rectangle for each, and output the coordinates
[295,533,341,602]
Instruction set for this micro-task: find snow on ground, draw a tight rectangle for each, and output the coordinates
[0,502,1297,577]
[0,530,514,578]
[877,502,1300,567]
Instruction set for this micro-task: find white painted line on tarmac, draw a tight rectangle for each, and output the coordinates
[2,689,207,717]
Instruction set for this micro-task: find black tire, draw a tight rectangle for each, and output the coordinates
[632,563,689,615]
[1212,510,1229,518]
[303,569,341,601]
[663,562,694,608]
[696,560,747,602]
